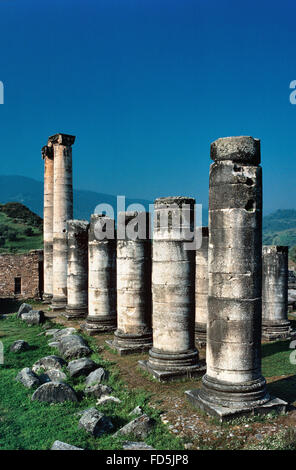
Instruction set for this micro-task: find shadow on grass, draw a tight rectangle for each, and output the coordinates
[268,375,296,404]
[0,299,23,314]
[262,339,292,359]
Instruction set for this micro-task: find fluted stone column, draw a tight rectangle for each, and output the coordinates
[195,227,209,347]
[107,211,152,355]
[262,246,291,340]
[83,214,117,334]
[139,197,204,381]
[42,142,54,303]
[186,136,287,420]
[50,133,75,311]
[65,220,89,319]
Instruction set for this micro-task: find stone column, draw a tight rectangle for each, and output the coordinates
[107,211,152,355]
[262,246,291,340]
[42,142,54,303]
[65,220,89,319]
[195,227,209,347]
[186,136,286,420]
[50,133,75,311]
[83,214,117,334]
[139,197,204,381]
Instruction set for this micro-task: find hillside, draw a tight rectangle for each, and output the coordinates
[0,202,43,254]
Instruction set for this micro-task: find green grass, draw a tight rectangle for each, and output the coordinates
[0,315,184,450]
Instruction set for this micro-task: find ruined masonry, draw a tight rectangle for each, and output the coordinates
[186,136,287,420]
[50,133,75,311]
[83,214,117,334]
[107,211,153,355]
[262,246,291,340]
[65,220,89,319]
[139,197,205,381]
[195,227,209,347]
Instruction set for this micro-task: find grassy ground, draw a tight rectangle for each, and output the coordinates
[0,314,183,450]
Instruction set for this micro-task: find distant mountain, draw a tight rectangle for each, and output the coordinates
[0,175,152,220]
[263,210,296,247]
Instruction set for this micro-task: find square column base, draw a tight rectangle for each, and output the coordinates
[138,360,206,383]
[105,340,152,356]
[81,323,116,336]
[185,389,287,422]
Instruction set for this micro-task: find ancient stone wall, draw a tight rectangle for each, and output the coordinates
[0,250,43,299]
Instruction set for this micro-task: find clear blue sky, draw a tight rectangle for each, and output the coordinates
[0,0,295,213]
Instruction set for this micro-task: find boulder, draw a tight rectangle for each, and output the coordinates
[21,310,45,325]
[32,382,78,403]
[85,368,107,386]
[10,340,29,353]
[114,414,155,439]
[129,406,144,417]
[123,441,155,450]
[58,335,91,360]
[39,369,67,384]
[68,358,98,378]
[85,383,112,398]
[51,440,83,450]
[32,355,66,373]
[16,368,40,388]
[78,408,113,437]
[17,303,32,318]
[53,328,77,340]
[45,329,60,337]
[96,396,121,406]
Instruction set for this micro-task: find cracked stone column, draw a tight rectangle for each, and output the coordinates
[42,142,54,303]
[107,211,152,355]
[262,246,291,340]
[83,214,117,334]
[139,197,204,381]
[50,133,75,311]
[195,227,209,347]
[65,220,89,319]
[186,136,287,420]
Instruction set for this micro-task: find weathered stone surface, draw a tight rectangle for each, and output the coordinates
[83,214,117,333]
[85,368,107,386]
[66,220,89,318]
[114,414,155,439]
[85,383,112,398]
[78,408,113,436]
[129,406,144,416]
[21,310,45,325]
[45,329,60,336]
[195,227,209,346]
[39,369,67,384]
[32,355,66,373]
[96,396,121,405]
[32,382,78,403]
[48,342,60,348]
[10,340,29,353]
[42,142,54,303]
[53,327,77,340]
[58,334,91,360]
[68,358,98,377]
[123,441,155,450]
[17,303,33,318]
[16,368,40,388]
[51,440,83,450]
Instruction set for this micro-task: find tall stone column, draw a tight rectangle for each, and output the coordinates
[195,227,209,347]
[50,133,75,311]
[262,246,291,340]
[106,211,152,355]
[83,214,117,334]
[65,220,89,319]
[42,142,54,303]
[139,197,204,381]
[186,136,286,420]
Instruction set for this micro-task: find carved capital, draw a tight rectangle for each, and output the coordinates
[48,133,76,146]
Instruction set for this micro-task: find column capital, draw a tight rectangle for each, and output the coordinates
[41,145,53,160]
[48,133,76,146]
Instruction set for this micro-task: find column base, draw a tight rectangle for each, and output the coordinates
[262,320,292,341]
[42,293,53,304]
[185,389,287,422]
[64,305,88,320]
[195,322,207,348]
[138,347,205,382]
[106,330,153,356]
[51,296,67,311]
[81,315,117,335]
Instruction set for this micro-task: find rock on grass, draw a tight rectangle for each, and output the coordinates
[10,340,30,353]
[68,358,98,378]
[58,335,91,360]
[78,408,113,437]
[85,368,107,386]
[32,355,66,373]
[114,414,155,440]
[123,441,155,450]
[32,382,78,403]
[16,368,40,388]
[21,310,45,325]
[85,383,112,398]
[17,303,32,318]
[51,440,83,450]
